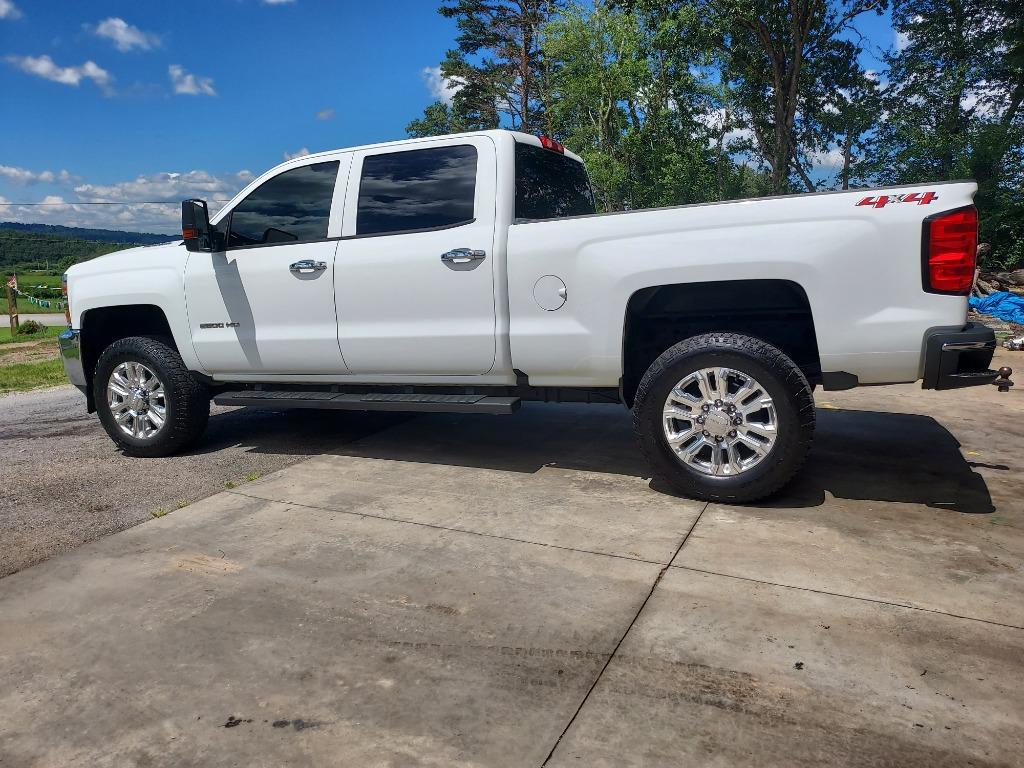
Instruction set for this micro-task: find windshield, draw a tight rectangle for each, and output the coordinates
[514,142,596,221]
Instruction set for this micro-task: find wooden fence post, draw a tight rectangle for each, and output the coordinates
[5,273,19,335]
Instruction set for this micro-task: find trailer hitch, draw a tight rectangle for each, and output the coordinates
[993,367,1014,393]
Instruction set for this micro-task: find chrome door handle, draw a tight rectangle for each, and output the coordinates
[289,260,327,274]
[440,248,486,265]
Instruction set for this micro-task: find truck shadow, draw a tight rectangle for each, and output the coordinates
[204,401,995,515]
[746,409,995,514]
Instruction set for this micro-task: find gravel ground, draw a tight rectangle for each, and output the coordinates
[0,385,408,577]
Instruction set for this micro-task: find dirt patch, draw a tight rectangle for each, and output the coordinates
[0,340,59,365]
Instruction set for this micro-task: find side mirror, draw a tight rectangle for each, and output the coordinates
[182,199,213,252]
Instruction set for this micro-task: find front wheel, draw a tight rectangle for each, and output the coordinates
[633,333,815,503]
[93,336,210,457]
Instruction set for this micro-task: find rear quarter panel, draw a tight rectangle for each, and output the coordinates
[506,182,977,386]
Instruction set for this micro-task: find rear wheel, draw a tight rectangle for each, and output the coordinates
[633,333,815,502]
[93,336,209,457]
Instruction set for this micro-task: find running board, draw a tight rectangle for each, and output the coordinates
[214,390,521,415]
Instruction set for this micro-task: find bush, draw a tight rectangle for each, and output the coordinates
[16,319,45,336]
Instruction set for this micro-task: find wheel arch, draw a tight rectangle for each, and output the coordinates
[79,304,177,412]
[620,279,821,407]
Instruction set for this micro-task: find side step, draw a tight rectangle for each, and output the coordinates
[213,390,521,415]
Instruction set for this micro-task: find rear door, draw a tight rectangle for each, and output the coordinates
[335,136,497,374]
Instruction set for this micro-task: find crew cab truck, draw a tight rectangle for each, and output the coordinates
[60,130,1006,503]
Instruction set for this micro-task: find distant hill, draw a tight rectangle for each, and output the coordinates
[0,222,178,246]
[0,225,177,272]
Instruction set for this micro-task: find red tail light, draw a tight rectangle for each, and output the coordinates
[538,135,565,153]
[922,206,977,295]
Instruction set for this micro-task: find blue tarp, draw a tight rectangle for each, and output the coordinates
[969,291,1024,325]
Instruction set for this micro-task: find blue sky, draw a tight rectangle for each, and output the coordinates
[1,0,460,232]
[1,1,900,234]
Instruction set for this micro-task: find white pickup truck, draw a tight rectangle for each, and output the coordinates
[60,129,1005,502]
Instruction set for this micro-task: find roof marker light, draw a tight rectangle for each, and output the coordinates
[538,135,565,154]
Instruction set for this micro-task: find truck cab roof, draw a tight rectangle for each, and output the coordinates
[281,129,586,166]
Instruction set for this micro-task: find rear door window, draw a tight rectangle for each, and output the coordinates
[356,145,477,237]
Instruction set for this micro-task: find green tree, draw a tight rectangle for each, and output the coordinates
[408,0,564,137]
[406,100,487,137]
[871,0,1024,267]
[631,0,887,194]
[814,68,885,189]
[543,3,725,210]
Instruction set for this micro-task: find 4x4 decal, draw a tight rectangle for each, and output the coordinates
[856,191,938,208]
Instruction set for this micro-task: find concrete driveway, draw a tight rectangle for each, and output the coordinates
[0,386,409,577]
[1,351,1022,767]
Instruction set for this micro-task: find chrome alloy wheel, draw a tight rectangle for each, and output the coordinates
[662,367,778,477]
[107,361,167,440]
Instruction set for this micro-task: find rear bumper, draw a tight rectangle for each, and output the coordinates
[58,327,87,394]
[921,322,998,390]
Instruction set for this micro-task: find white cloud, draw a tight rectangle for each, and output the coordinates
[0,0,21,19]
[8,199,180,233]
[894,15,923,53]
[283,147,311,161]
[316,107,335,121]
[5,170,256,234]
[960,81,1001,118]
[698,108,755,148]
[6,55,111,90]
[94,17,160,52]
[809,147,846,171]
[168,64,216,96]
[73,170,252,203]
[0,165,77,185]
[262,0,296,4]
[420,66,464,105]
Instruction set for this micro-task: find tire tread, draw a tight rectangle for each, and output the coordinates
[633,332,815,502]
[93,336,209,457]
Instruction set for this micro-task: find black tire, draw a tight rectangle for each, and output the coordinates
[633,332,815,503]
[93,336,210,457]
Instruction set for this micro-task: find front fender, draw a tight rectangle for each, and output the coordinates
[67,245,204,374]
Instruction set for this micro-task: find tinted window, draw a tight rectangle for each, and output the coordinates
[515,143,595,220]
[228,161,339,247]
[356,145,477,236]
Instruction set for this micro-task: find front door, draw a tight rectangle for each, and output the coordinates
[184,157,349,375]
[335,136,497,375]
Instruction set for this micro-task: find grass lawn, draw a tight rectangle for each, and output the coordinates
[17,272,63,288]
[0,325,64,344]
[0,358,67,394]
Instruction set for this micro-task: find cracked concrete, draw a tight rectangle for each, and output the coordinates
[0,350,1021,767]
